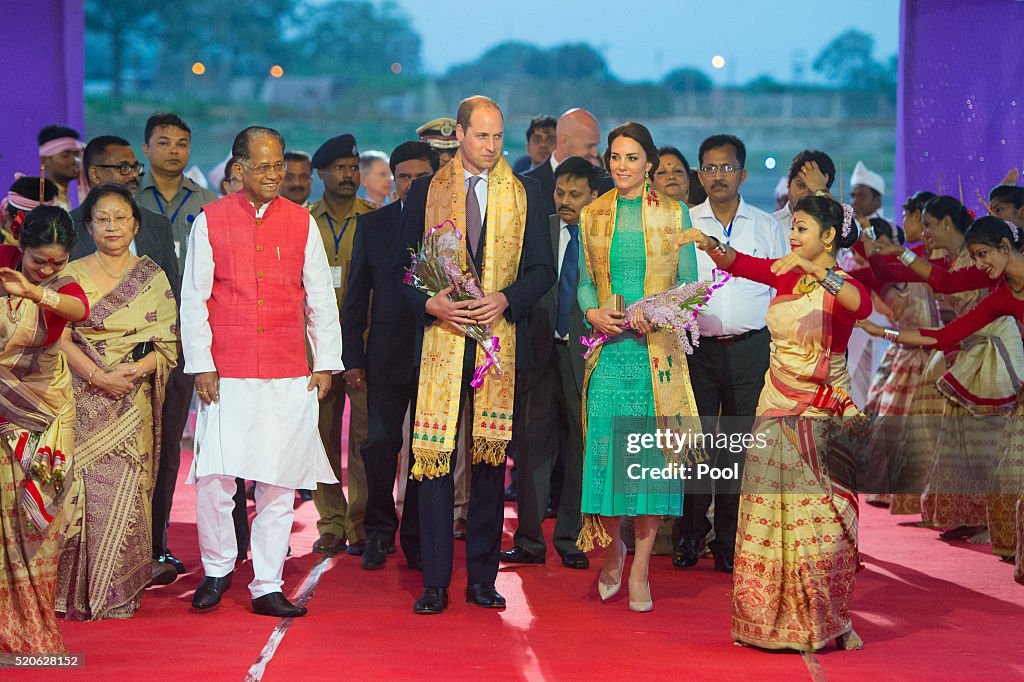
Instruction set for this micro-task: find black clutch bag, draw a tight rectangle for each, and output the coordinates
[131,341,154,362]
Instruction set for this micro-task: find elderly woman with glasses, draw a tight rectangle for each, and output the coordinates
[55,183,178,620]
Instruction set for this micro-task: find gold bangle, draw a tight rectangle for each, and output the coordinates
[87,367,98,384]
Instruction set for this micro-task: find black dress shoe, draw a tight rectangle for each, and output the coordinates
[672,537,700,569]
[714,554,734,573]
[413,587,448,614]
[156,551,186,574]
[466,583,506,608]
[252,592,307,618]
[192,572,233,609]
[504,483,517,501]
[386,543,397,555]
[345,539,366,556]
[361,540,387,570]
[561,553,590,570]
[297,489,313,501]
[499,546,544,564]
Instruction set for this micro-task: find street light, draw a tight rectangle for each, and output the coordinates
[192,62,206,75]
[711,55,726,70]
[270,65,284,78]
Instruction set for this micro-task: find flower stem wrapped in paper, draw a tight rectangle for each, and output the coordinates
[404,219,502,388]
[580,270,731,359]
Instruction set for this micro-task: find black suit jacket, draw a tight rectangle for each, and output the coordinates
[342,201,417,386]
[521,214,586,392]
[70,205,181,301]
[526,160,615,218]
[394,172,556,372]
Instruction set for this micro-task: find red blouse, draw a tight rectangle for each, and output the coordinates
[919,282,1024,351]
[0,245,89,346]
[718,250,873,353]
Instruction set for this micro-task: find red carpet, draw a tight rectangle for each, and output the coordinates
[28,446,1024,680]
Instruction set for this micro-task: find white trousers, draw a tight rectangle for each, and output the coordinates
[195,474,295,598]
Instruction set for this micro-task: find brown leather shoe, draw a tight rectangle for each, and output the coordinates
[312,532,346,555]
[453,518,467,540]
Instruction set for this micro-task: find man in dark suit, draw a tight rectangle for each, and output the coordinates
[500,157,597,570]
[395,96,555,615]
[525,108,610,216]
[342,141,437,571]
[71,135,179,295]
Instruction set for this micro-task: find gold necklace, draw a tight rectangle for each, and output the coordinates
[95,252,133,279]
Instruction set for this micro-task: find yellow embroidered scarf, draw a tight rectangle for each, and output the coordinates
[576,185,704,550]
[411,153,527,479]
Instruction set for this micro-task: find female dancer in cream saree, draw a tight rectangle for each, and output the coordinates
[0,216,90,653]
[679,195,872,651]
[55,256,177,620]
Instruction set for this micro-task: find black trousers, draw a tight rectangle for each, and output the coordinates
[680,328,770,558]
[362,376,420,563]
[420,343,505,588]
[151,365,193,557]
[513,342,583,558]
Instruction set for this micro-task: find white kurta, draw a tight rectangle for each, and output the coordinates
[181,200,343,489]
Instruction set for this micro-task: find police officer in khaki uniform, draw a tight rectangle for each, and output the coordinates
[308,134,378,555]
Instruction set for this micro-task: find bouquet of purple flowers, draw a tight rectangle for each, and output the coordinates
[404,220,502,388]
[580,271,731,358]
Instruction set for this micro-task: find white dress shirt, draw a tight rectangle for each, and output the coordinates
[691,197,788,336]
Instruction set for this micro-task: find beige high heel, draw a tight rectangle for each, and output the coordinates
[598,540,626,601]
[628,580,652,612]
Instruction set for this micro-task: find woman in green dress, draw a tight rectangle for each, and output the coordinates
[577,122,702,612]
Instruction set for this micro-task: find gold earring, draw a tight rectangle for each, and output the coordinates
[825,241,834,251]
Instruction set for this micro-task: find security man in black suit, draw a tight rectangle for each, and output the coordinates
[71,135,179,295]
[500,157,598,570]
[342,141,438,571]
[395,96,554,615]
[525,107,612,217]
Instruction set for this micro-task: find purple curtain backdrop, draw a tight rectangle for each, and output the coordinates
[0,1,84,196]
[897,0,1024,218]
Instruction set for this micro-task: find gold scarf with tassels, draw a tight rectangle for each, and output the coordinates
[411,153,527,479]
[577,184,705,551]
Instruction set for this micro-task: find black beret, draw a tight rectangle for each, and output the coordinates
[311,134,359,169]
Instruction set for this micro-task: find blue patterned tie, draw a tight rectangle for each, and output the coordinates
[556,224,580,337]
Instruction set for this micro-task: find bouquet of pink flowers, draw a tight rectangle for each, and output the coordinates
[580,271,731,358]
[404,220,502,388]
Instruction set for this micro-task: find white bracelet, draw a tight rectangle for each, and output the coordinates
[898,248,918,267]
[883,328,900,343]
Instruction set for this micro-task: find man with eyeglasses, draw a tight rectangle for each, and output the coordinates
[70,136,179,297]
[137,113,218,578]
[181,125,341,618]
[674,134,787,575]
[306,134,377,557]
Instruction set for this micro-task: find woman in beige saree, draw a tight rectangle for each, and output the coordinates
[0,206,89,653]
[55,185,177,620]
[679,195,871,651]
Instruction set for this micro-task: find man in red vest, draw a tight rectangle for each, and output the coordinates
[180,126,342,618]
